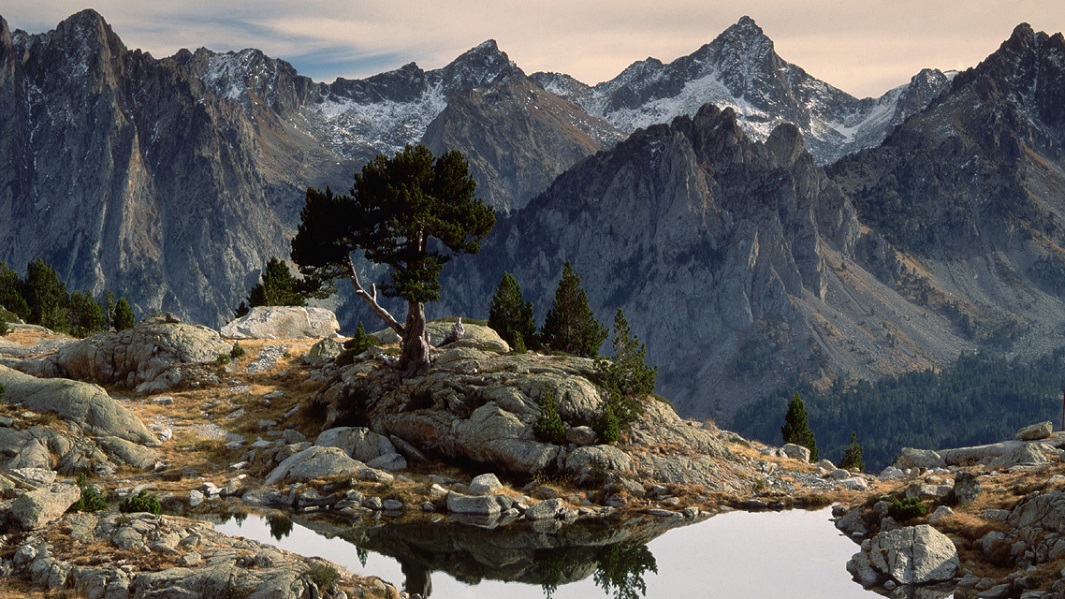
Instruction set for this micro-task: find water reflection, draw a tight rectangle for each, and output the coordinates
[292,513,680,598]
[220,507,681,596]
[216,508,881,599]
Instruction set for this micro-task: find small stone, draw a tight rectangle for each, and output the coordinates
[382,499,404,511]
[469,474,504,496]
[152,396,174,405]
[188,490,205,507]
[363,496,383,510]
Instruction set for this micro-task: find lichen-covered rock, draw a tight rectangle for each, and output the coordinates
[446,491,501,516]
[221,306,340,339]
[895,448,945,470]
[315,427,396,463]
[304,337,343,366]
[1016,421,1053,441]
[9,483,81,530]
[781,443,811,462]
[264,446,365,485]
[848,525,959,587]
[0,366,155,445]
[15,321,232,394]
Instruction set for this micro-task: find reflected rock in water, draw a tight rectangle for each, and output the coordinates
[296,514,686,597]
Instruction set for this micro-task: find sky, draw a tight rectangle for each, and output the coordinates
[3,1,1064,98]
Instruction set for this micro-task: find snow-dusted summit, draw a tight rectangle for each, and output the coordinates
[532,16,954,164]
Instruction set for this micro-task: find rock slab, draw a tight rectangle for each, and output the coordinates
[848,524,959,587]
[221,307,339,340]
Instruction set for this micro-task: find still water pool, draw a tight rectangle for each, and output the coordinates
[217,507,885,598]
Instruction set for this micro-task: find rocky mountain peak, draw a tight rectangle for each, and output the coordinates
[441,38,521,90]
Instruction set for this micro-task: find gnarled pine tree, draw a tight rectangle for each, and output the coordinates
[291,145,494,377]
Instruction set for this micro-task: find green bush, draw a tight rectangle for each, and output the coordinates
[71,473,109,513]
[343,321,380,355]
[594,405,620,444]
[307,563,341,591]
[0,318,6,336]
[592,309,657,442]
[230,342,246,359]
[533,388,566,443]
[888,496,927,521]
[216,354,232,365]
[119,489,162,515]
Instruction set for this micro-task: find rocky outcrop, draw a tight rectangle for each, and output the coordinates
[314,345,749,492]
[0,365,155,445]
[848,525,959,588]
[10,320,232,394]
[221,306,340,340]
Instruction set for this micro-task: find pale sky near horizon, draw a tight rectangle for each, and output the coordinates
[3,1,1064,98]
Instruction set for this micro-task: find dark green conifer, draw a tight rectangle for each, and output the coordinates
[540,261,607,358]
[22,259,71,333]
[113,297,135,330]
[247,257,307,308]
[781,392,819,461]
[488,272,536,351]
[840,432,864,472]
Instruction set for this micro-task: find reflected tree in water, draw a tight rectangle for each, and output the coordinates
[267,515,293,541]
[593,543,658,599]
[535,549,570,598]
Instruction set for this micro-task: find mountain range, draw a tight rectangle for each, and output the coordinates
[3,10,1065,427]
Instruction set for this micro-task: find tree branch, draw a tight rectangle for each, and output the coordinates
[345,256,405,336]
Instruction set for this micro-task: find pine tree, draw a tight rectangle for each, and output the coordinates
[593,309,658,442]
[0,262,29,320]
[22,259,71,333]
[292,144,494,377]
[540,261,607,358]
[781,392,819,461]
[488,272,536,351]
[247,257,307,308]
[840,432,864,472]
[68,291,106,337]
[113,297,135,330]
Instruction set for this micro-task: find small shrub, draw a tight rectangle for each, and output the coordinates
[594,405,620,444]
[533,388,566,443]
[216,354,231,365]
[230,342,245,359]
[119,489,162,515]
[307,563,341,591]
[888,496,927,521]
[343,321,380,355]
[71,473,109,513]
[0,318,7,336]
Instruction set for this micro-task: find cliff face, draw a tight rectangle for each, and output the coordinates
[438,104,971,420]
[0,10,293,324]
[0,13,618,324]
[829,23,1065,358]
